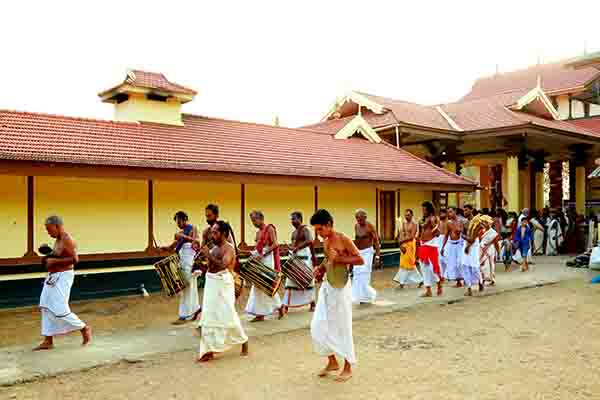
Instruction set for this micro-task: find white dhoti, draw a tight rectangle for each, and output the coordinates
[351,247,377,304]
[39,270,86,336]
[438,235,446,276]
[442,238,463,281]
[393,268,423,285]
[283,248,315,308]
[311,281,356,364]
[479,229,497,283]
[461,239,481,289]
[245,252,282,316]
[178,244,200,319]
[198,270,248,357]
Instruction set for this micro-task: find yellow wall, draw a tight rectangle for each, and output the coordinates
[399,189,432,223]
[245,184,314,245]
[0,175,27,258]
[114,94,183,125]
[318,184,376,238]
[35,177,147,254]
[154,180,241,246]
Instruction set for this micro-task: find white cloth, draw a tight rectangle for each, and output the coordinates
[283,247,315,308]
[461,239,481,289]
[39,270,85,336]
[178,243,200,319]
[437,235,446,276]
[442,238,463,281]
[198,270,248,357]
[245,252,282,316]
[393,268,423,285]
[311,281,356,364]
[546,219,563,256]
[421,260,440,287]
[479,229,497,283]
[351,247,377,304]
[531,219,545,255]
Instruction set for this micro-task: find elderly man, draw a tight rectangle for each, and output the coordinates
[352,209,380,304]
[35,216,91,351]
[245,210,284,322]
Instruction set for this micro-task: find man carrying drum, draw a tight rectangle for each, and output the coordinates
[310,209,363,382]
[244,210,284,322]
[196,220,249,363]
[161,211,201,325]
[282,211,317,315]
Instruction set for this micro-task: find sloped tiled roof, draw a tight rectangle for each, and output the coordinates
[356,92,453,130]
[99,69,197,97]
[462,61,600,101]
[0,110,475,187]
[302,112,397,134]
[568,116,600,135]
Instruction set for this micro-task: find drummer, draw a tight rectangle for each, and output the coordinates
[245,210,284,322]
[161,211,201,325]
[282,212,317,315]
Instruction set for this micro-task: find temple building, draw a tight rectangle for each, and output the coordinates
[308,58,600,215]
[0,69,474,306]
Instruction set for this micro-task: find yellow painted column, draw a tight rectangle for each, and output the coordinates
[535,171,544,211]
[506,155,519,212]
[443,162,457,207]
[576,166,586,215]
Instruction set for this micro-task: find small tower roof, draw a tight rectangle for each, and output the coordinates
[98,69,197,103]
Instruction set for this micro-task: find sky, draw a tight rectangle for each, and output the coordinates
[2,1,600,128]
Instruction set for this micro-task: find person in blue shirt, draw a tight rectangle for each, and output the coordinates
[514,218,533,272]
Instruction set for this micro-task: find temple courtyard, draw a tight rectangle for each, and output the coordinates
[0,258,598,399]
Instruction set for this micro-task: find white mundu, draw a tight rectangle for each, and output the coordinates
[178,241,200,319]
[351,247,377,304]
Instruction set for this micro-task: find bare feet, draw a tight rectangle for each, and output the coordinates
[436,282,443,296]
[196,352,214,363]
[240,341,249,357]
[81,326,92,346]
[334,361,353,382]
[464,288,473,296]
[33,340,53,351]
[172,318,188,326]
[250,316,265,323]
[278,306,285,320]
[478,282,485,292]
[454,280,464,288]
[318,356,340,377]
[417,282,424,289]
[420,287,432,297]
[192,308,202,321]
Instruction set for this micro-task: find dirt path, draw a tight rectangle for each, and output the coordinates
[2,279,599,400]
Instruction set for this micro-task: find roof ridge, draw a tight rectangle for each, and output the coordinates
[0,108,141,126]
[355,91,428,107]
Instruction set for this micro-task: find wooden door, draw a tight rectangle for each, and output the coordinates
[380,191,396,241]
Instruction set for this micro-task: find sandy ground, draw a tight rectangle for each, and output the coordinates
[0,268,399,348]
[1,279,599,400]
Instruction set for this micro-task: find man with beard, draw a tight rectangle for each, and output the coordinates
[417,201,443,297]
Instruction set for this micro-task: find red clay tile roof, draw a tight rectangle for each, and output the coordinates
[0,110,475,187]
[462,61,600,101]
[99,70,197,97]
[568,117,600,135]
[356,92,453,130]
[302,111,397,134]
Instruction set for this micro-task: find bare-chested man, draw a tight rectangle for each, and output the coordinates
[437,208,449,276]
[310,209,363,382]
[282,211,317,313]
[196,221,248,362]
[245,210,284,321]
[35,215,91,351]
[352,209,380,304]
[417,201,443,297]
[441,207,464,287]
[393,209,423,288]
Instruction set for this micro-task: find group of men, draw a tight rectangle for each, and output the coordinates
[35,206,372,382]
[394,202,502,297]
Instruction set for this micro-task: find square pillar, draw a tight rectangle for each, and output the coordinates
[506,155,519,212]
[535,171,545,210]
[576,166,586,215]
[443,161,457,207]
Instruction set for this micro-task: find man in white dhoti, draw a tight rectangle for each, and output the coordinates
[437,208,449,276]
[479,216,500,286]
[352,209,379,304]
[196,221,248,362]
[417,201,443,297]
[393,209,423,288]
[310,209,363,382]
[546,212,563,256]
[162,211,201,325]
[461,215,483,296]
[245,210,284,321]
[282,212,317,313]
[441,207,464,287]
[34,216,91,351]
